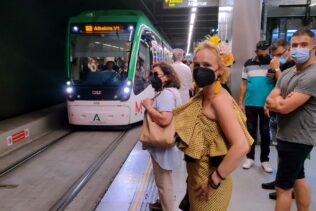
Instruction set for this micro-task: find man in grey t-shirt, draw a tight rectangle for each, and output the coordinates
[266,29,316,211]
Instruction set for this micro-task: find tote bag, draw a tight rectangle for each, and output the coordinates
[140,111,176,148]
[140,89,177,148]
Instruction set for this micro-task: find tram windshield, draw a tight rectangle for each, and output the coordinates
[69,23,135,86]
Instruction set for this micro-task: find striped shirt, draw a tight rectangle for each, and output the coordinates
[242,56,275,107]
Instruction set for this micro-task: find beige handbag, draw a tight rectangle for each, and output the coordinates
[140,89,177,148]
[140,112,176,148]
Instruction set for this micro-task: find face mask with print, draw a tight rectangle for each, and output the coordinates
[150,75,163,91]
[193,67,217,87]
[291,48,310,64]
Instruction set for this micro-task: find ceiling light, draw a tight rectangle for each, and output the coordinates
[189,24,194,32]
[190,13,196,25]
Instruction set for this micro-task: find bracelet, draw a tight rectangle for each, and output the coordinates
[215,168,225,180]
[208,172,221,189]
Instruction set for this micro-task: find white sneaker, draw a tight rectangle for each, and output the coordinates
[242,159,254,169]
[261,161,273,173]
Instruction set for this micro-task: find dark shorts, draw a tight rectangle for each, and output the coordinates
[275,140,313,190]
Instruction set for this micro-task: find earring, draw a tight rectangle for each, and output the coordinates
[213,80,221,94]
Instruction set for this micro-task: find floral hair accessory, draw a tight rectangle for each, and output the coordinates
[205,34,234,67]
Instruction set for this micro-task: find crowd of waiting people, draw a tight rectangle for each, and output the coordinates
[141,28,316,211]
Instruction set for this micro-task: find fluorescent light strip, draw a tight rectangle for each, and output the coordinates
[189,24,194,32]
[187,8,197,54]
[190,13,196,25]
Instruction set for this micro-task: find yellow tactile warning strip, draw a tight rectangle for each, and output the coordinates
[129,158,152,211]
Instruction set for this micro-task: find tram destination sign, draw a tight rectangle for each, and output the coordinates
[163,0,218,9]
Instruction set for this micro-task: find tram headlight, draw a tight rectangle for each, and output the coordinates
[123,87,130,94]
[66,87,73,94]
[72,26,79,32]
[120,80,132,101]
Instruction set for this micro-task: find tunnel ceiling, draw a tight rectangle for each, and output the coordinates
[86,0,219,49]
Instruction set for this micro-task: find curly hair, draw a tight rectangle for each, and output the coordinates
[194,41,230,83]
[153,62,181,89]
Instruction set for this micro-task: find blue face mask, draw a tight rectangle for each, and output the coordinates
[291,48,310,64]
[278,56,287,65]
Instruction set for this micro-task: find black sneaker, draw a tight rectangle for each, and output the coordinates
[269,191,295,200]
[149,200,162,211]
[262,181,275,190]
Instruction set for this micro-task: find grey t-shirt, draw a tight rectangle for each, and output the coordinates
[276,63,316,146]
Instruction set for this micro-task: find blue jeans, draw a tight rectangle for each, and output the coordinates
[269,114,277,144]
[245,106,271,162]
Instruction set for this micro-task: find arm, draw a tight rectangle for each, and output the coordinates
[213,94,250,182]
[194,94,250,200]
[268,57,282,79]
[142,98,173,126]
[238,79,247,112]
[267,91,311,114]
[265,88,281,115]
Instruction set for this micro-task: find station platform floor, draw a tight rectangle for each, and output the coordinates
[96,142,316,211]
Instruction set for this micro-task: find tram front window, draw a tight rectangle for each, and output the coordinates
[69,23,134,86]
[68,23,134,100]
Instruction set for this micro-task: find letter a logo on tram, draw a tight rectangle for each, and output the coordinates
[93,114,101,121]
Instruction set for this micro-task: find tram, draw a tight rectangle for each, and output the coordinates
[65,10,173,126]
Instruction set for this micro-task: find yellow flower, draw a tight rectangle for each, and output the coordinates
[221,52,234,67]
[208,35,221,45]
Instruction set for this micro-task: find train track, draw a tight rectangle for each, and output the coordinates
[0,129,140,211]
[49,131,127,211]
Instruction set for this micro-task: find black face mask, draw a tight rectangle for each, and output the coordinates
[151,75,163,91]
[257,55,265,61]
[257,54,270,63]
[193,67,217,87]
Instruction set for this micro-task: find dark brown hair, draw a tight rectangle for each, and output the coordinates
[153,62,181,89]
[270,39,288,51]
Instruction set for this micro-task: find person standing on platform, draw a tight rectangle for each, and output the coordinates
[239,41,274,173]
[142,62,183,211]
[173,41,253,211]
[266,28,316,211]
[261,39,296,200]
[171,48,193,104]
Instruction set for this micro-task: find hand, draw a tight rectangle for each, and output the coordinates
[194,180,213,201]
[266,97,276,110]
[239,103,245,113]
[264,104,270,117]
[266,72,275,79]
[142,98,153,109]
[270,57,280,70]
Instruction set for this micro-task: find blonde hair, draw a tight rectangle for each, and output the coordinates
[194,41,230,83]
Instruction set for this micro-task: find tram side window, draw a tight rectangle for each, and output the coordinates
[134,40,151,95]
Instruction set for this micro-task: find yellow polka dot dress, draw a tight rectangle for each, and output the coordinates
[173,93,253,211]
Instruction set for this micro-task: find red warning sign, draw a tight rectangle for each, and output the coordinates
[7,129,29,146]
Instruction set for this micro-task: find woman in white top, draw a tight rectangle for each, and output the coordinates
[142,62,183,211]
